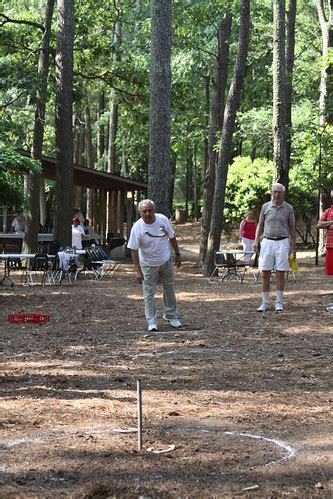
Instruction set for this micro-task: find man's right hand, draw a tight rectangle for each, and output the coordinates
[136,270,144,284]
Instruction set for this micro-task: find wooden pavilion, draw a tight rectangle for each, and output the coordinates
[20,150,148,243]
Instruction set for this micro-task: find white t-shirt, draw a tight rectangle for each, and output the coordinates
[11,215,25,234]
[72,224,85,249]
[127,213,175,266]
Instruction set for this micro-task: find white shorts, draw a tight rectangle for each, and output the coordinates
[259,238,290,271]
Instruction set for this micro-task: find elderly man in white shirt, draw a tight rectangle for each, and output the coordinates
[253,183,296,312]
[127,199,182,332]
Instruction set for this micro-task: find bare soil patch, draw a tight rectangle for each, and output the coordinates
[0,222,332,498]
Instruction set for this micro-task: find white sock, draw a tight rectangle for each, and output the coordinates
[262,292,270,304]
[276,290,284,303]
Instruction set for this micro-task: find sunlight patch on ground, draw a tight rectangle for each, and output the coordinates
[5,359,82,369]
[285,324,332,335]
[127,293,145,300]
[176,291,255,302]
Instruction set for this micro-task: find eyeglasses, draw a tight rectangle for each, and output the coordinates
[141,209,154,213]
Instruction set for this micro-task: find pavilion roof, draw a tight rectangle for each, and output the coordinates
[19,150,148,192]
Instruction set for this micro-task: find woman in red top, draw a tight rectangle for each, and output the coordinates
[317,190,333,275]
[239,210,257,264]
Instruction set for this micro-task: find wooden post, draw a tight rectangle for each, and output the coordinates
[109,190,117,235]
[126,193,133,242]
[100,189,106,244]
[137,379,142,451]
[92,189,98,229]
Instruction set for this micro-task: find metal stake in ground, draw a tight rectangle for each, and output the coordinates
[137,379,142,451]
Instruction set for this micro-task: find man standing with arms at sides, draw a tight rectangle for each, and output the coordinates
[253,183,296,312]
[127,199,182,332]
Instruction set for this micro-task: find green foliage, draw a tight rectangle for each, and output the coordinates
[225,156,274,225]
[0,146,40,209]
[237,107,272,156]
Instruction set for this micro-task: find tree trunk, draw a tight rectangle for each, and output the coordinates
[148,0,172,215]
[107,20,121,174]
[316,0,333,256]
[251,140,256,161]
[285,0,297,194]
[73,114,82,210]
[54,0,74,247]
[204,0,250,277]
[193,144,201,221]
[168,151,176,215]
[187,145,194,216]
[97,91,105,164]
[85,104,94,221]
[317,0,333,123]
[105,20,121,236]
[328,0,333,124]
[40,179,47,228]
[272,0,288,186]
[24,0,54,253]
[199,13,232,266]
[107,93,118,173]
[121,135,128,176]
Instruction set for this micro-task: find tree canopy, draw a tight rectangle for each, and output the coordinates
[1,0,332,243]
[0,147,40,209]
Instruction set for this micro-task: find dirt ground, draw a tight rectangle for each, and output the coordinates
[0,222,332,498]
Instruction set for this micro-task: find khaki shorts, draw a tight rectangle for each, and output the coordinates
[259,238,290,271]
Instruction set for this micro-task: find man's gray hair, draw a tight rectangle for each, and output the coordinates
[138,199,156,211]
[271,182,285,192]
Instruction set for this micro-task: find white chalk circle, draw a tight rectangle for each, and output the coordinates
[0,428,295,470]
[224,431,296,465]
[0,427,137,451]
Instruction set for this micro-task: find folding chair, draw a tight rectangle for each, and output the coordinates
[46,240,62,256]
[83,247,103,280]
[57,250,79,284]
[23,254,49,286]
[209,252,231,282]
[48,253,61,285]
[89,246,121,279]
[2,257,27,287]
[209,251,246,283]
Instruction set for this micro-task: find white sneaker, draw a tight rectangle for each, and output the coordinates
[257,302,270,312]
[163,314,182,328]
[275,302,284,312]
[148,323,158,332]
